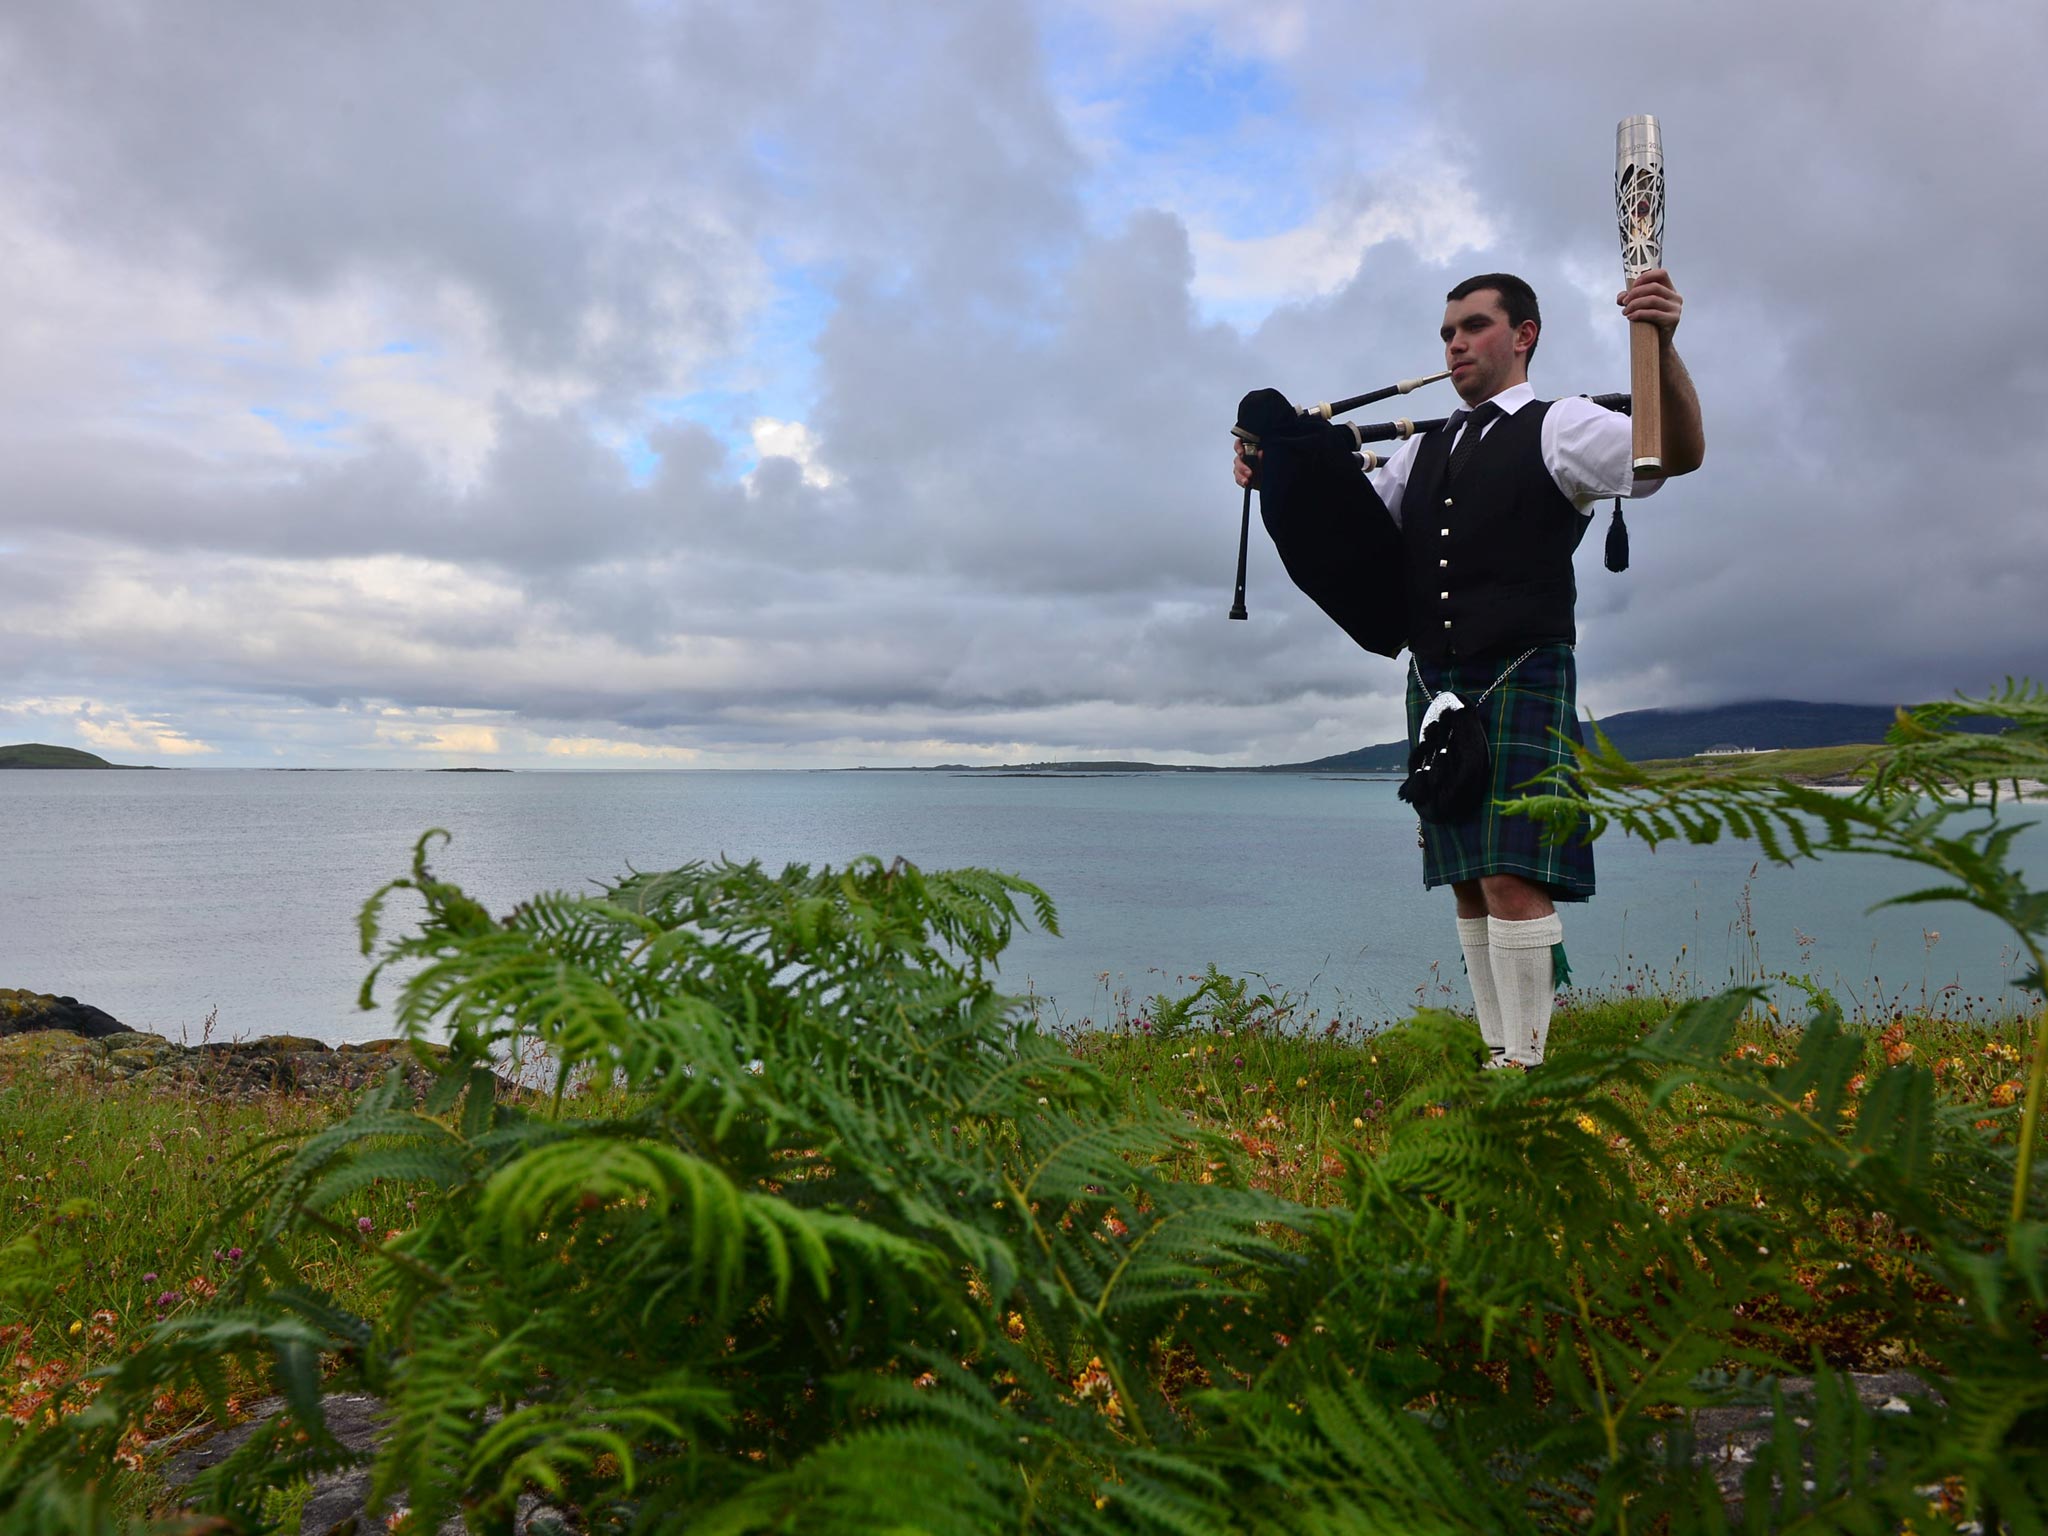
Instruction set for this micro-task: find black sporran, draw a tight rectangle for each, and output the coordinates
[1398,696,1490,824]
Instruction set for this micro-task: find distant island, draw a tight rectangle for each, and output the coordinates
[0,743,153,770]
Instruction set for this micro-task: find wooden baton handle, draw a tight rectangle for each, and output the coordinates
[1628,317,1663,475]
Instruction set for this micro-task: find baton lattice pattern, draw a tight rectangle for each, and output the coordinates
[1615,158,1665,281]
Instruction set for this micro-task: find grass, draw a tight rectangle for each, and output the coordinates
[1636,743,1882,782]
[0,1064,422,1449]
[4,983,2039,1431]
[1067,989,2036,1205]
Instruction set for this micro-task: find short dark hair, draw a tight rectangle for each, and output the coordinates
[1445,272,1541,367]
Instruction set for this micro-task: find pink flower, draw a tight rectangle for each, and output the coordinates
[357,1217,374,1233]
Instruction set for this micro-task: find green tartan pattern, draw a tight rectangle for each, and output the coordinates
[1403,643,1594,901]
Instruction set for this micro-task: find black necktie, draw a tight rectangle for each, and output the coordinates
[1444,400,1501,484]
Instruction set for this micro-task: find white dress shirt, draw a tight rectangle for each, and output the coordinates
[1369,381,1661,530]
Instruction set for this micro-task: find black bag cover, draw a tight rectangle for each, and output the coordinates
[1236,388,1408,658]
[1397,700,1491,824]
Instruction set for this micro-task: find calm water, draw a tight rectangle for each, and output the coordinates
[2,769,2042,1044]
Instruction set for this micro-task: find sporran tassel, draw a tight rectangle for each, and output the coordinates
[1604,496,1629,572]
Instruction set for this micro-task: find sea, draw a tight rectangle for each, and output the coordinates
[3,768,2043,1046]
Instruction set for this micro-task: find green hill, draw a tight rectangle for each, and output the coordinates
[0,743,122,769]
[1271,700,2004,774]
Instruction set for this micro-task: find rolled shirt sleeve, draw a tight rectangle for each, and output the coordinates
[1541,394,1664,513]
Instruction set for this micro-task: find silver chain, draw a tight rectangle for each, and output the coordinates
[1410,645,1540,708]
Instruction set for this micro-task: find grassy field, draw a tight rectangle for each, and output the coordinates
[4,986,2040,1448]
[0,1060,420,1445]
[1636,742,1881,781]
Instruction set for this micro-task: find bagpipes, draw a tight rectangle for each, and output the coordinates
[1228,384,1635,652]
[1228,115,1667,642]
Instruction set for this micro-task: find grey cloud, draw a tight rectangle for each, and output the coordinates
[4,1,2044,767]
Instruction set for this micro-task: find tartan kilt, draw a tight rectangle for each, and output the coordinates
[1403,642,1594,901]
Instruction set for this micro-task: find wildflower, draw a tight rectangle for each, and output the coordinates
[140,1273,157,1284]
[226,1247,243,1262]
[1990,1080,2022,1108]
[1101,1213,1128,1239]
[1575,1113,1598,1135]
[357,1217,374,1233]
[1296,1076,1308,1088]
[66,1321,82,1338]
[1004,1312,1026,1341]
[1072,1357,1122,1419]
[1351,1117,1365,1130]
[155,1291,180,1309]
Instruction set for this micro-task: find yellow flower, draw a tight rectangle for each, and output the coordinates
[1296,1077,1308,1088]
[1575,1113,1598,1135]
[1351,1117,1364,1130]
[66,1320,82,1338]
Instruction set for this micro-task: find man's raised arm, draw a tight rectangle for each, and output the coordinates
[1618,267,1704,477]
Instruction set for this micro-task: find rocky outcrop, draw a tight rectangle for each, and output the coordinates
[148,1374,1944,1534]
[0,988,137,1038]
[155,1393,572,1534]
[0,1023,457,1099]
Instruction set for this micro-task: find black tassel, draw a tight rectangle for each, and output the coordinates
[1604,496,1629,572]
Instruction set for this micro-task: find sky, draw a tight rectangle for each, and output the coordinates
[2,1,2044,770]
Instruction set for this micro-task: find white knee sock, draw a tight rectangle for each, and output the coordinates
[1488,913,1563,1065]
[1456,916,1507,1061]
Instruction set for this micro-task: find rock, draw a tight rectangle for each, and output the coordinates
[156,1392,574,1534]
[0,1031,98,1065]
[0,1021,518,1103]
[1684,1371,1944,1524]
[0,988,137,1039]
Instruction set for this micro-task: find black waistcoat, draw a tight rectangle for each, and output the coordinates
[1402,399,1588,666]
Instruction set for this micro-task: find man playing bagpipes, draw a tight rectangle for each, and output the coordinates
[1231,269,1703,1066]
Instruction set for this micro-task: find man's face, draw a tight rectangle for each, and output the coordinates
[1440,290,1535,404]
